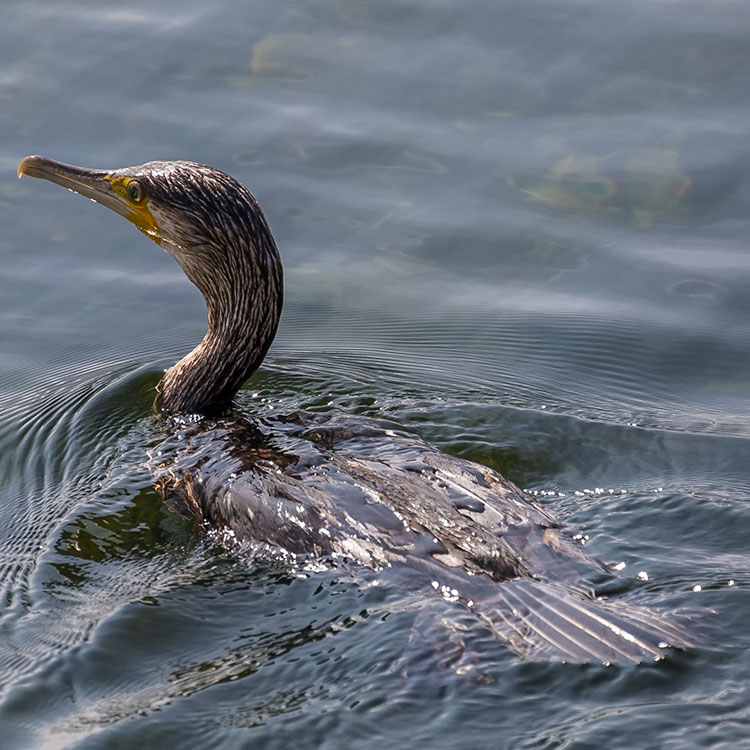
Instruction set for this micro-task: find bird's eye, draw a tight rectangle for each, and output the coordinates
[128,181,143,203]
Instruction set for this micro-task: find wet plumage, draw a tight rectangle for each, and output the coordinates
[19,155,696,664]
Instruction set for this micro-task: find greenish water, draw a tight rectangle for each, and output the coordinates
[2,1,750,747]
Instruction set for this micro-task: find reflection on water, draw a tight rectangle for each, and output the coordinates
[2,0,750,747]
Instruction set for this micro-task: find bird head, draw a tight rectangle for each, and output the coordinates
[17,155,278,295]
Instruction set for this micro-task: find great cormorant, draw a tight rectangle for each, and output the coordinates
[18,155,694,664]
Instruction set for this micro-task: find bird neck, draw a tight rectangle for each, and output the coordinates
[156,233,283,416]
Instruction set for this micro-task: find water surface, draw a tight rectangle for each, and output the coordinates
[2,1,750,747]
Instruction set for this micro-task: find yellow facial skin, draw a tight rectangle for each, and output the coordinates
[104,175,160,239]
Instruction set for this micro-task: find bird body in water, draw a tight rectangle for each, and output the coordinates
[18,155,694,664]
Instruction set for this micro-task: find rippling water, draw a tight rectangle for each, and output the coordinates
[2,1,750,747]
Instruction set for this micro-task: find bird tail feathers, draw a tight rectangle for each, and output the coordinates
[479,579,698,663]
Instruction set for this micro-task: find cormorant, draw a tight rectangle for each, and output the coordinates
[18,155,694,664]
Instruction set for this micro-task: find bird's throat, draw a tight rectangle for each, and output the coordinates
[157,245,283,416]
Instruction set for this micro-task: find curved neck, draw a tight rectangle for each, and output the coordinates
[156,226,283,415]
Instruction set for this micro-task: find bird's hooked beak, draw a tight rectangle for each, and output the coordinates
[17,155,159,239]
